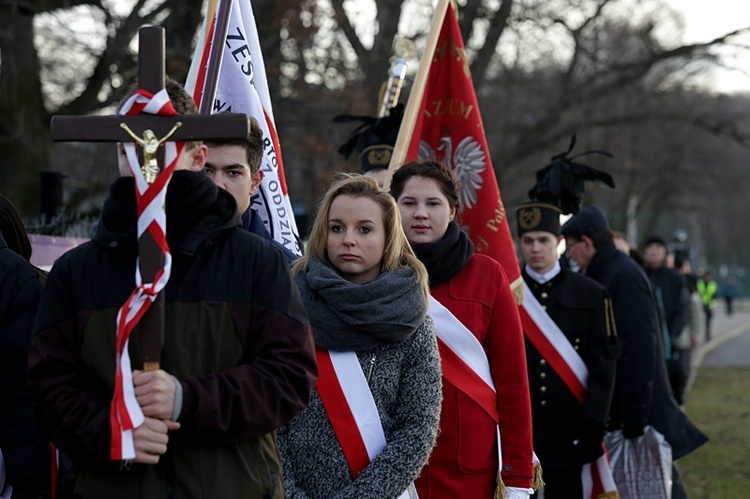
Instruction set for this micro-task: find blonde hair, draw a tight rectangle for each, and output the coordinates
[292,174,429,299]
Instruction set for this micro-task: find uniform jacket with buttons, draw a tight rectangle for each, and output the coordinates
[415,254,534,497]
[522,267,618,468]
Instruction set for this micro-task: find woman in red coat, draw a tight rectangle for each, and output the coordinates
[390,161,535,499]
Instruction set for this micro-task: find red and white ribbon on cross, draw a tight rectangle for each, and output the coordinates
[519,284,618,499]
[315,348,416,499]
[109,89,184,461]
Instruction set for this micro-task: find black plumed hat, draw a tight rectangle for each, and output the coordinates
[528,134,615,215]
[334,104,404,173]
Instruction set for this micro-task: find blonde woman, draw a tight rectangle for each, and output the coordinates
[278,174,442,498]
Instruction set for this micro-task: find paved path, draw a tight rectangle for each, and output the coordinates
[693,301,750,368]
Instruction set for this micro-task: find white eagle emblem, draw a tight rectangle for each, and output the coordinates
[418,134,486,211]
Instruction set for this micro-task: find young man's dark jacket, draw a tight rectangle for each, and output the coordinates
[28,171,318,498]
[242,207,298,264]
[523,266,618,468]
[585,241,706,458]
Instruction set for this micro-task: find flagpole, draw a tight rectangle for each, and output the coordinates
[204,0,219,40]
[383,0,453,191]
[199,0,233,114]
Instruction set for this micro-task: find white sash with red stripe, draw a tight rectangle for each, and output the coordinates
[316,348,416,499]
[427,296,505,469]
[109,88,185,461]
[520,283,618,498]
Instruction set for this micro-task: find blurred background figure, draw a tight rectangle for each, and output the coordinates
[721,276,739,316]
[0,194,51,499]
[697,272,718,341]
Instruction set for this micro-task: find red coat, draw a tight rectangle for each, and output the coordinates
[415,254,534,497]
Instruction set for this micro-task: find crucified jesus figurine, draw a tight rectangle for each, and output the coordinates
[120,122,183,184]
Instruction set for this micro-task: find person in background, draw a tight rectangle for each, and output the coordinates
[642,234,689,405]
[0,194,50,499]
[391,161,535,499]
[515,201,618,498]
[204,116,298,263]
[697,271,718,341]
[278,174,441,498]
[721,276,739,316]
[674,254,703,394]
[562,206,707,499]
[612,229,644,265]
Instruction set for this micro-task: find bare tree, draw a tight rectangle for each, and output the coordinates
[3,0,750,275]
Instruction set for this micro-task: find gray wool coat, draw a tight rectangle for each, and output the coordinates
[277,317,442,499]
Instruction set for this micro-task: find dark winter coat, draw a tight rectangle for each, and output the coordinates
[0,233,49,496]
[644,264,687,348]
[27,172,317,498]
[586,241,706,458]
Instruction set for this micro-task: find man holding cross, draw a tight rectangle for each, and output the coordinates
[27,73,317,498]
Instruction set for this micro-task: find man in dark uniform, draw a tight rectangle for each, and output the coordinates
[516,202,618,498]
[562,206,707,499]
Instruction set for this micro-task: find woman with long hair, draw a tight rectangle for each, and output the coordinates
[390,161,535,499]
[278,174,442,498]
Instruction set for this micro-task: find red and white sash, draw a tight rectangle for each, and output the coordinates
[427,296,506,472]
[316,348,416,499]
[109,89,184,461]
[519,284,618,499]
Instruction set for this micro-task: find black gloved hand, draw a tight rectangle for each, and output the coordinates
[622,424,645,439]
[573,418,605,456]
[7,478,51,499]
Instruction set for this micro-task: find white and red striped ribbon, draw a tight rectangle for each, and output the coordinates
[315,348,415,499]
[520,285,588,404]
[109,88,184,461]
[581,446,618,499]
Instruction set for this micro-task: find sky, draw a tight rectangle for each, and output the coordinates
[664,0,750,93]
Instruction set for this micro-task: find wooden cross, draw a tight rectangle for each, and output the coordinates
[50,26,249,371]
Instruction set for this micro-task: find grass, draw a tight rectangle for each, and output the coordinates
[679,367,750,498]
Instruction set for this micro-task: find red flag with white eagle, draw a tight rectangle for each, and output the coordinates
[388,0,521,296]
[186,0,302,256]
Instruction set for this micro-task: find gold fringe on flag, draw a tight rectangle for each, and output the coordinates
[532,461,545,491]
[493,473,506,499]
[510,275,524,305]
[597,492,620,499]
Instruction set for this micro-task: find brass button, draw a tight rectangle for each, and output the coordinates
[540,372,547,379]
[575,338,581,343]
[540,386,547,393]
[540,400,547,406]
[542,305,547,310]
[539,359,547,365]
[574,345,579,350]
[541,292,548,299]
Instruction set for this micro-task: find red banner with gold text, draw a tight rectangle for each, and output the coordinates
[393,1,520,291]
